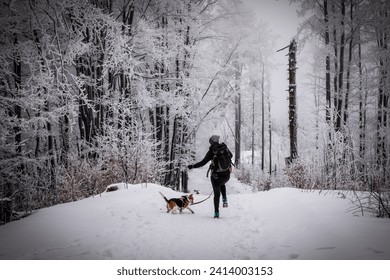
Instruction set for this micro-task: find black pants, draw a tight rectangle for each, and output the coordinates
[210,171,230,213]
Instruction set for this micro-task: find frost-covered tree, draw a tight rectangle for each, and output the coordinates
[0,0,142,216]
[292,0,390,216]
[2,0,257,221]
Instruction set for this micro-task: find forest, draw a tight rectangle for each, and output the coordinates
[0,0,389,224]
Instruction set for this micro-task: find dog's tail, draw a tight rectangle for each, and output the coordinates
[158,191,169,203]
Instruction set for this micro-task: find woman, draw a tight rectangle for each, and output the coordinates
[188,135,233,218]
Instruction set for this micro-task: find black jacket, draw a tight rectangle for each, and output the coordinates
[190,142,232,171]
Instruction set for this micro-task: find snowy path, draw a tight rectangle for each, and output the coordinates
[1,172,390,260]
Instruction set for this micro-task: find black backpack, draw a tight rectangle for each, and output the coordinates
[211,143,232,173]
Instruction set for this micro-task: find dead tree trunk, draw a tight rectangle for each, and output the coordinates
[288,39,298,162]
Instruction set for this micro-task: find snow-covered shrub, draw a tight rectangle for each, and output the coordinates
[260,176,272,191]
[0,198,12,224]
[57,157,117,203]
[285,160,312,189]
[235,161,286,191]
[234,164,252,186]
[363,166,390,218]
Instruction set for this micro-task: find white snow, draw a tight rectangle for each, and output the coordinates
[0,167,390,260]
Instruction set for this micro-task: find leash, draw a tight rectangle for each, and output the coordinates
[191,191,213,205]
[159,190,213,206]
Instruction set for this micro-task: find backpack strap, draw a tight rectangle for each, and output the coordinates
[206,165,211,178]
[206,145,219,177]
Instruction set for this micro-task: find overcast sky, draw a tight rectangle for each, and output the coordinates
[249,0,300,44]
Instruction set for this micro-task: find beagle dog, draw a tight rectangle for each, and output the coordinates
[159,191,194,214]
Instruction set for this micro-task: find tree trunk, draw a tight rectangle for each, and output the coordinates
[251,81,255,166]
[34,29,57,194]
[343,0,354,127]
[324,0,332,128]
[336,0,346,132]
[261,63,265,171]
[60,113,70,168]
[377,59,388,167]
[376,7,389,170]
[268,91,272,175]
[288,39,298,161]
[13,36,22,158]
[234,59,242,168]
[358,33,367,175]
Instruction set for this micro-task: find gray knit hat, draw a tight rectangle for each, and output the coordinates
[209,135,220,144]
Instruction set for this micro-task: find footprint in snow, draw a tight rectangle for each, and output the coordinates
[288,253,299,259]
[315,246,336,250]
[366,247,383,254]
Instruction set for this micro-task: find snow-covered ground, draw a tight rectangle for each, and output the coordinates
[0,166,390,260]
